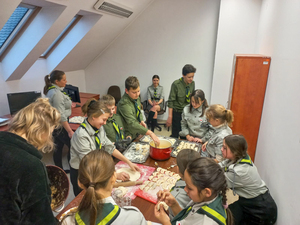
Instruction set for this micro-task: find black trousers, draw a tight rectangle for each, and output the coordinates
[52,127,70,170]
[170,110,182,138]
[229,191,277,225]
[70,167,82,196]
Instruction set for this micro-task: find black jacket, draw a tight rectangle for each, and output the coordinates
[0,131,57,224]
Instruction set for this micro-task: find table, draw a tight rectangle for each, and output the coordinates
[56,155,179,223]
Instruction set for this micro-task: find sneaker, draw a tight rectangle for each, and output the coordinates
[155,125,162,131]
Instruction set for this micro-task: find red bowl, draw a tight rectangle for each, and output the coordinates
[149,139,172,161]
[46,165,70,212]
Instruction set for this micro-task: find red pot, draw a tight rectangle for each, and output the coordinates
[149,139,172,161]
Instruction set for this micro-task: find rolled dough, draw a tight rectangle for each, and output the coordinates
[116,167,141,181]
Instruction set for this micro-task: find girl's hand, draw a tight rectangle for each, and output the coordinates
[193,137,202,143]
[154,204,171,225]
[202,141,208,151]
[157,190,177,207]
[128,162,140,172]
[116,172,130,181]
[68,130,74,138]
[186,135,194,142]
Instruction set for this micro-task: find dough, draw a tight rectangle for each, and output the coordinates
[115,186,128,198]
[157,201,169,211]
[116,168,141,181]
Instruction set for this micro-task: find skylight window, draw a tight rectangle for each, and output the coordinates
[40,15,82,58]
[0,4,35,56]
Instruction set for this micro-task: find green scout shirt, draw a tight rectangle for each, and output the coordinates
[103,113,132,143]
[117,93,148,139]
[167,78,195,112]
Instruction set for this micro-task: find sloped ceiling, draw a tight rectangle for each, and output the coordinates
[0,0,154,80]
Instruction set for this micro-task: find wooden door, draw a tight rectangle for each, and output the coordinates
[229,54,271,161]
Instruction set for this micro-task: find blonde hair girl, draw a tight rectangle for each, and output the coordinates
[155,157,233,225]
[61,150,147,225]
[70,98,139,196]
[202,104,234,162]
[0,98,60,224]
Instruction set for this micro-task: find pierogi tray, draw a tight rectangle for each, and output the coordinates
[171,140,202,157]
[123,142,150,163]
[139,135,178,147]
[134,167,181,204]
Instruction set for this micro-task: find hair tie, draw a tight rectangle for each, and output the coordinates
[89,183,95,188]
[224,109,227,113]
[88,100,96,108]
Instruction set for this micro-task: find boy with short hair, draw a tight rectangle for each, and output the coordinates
[101,94,132,144]
[117,76,160,145]
[166,64,196,138]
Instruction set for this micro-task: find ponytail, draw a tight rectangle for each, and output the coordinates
[77,149,115,225]
[81,98,110,118]
[205,104,234,126]
[43,70,65,95]
[43,75,52,95]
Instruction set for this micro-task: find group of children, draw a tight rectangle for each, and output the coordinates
[45,66,277,225]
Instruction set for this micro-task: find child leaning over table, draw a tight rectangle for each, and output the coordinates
[201,104,233,162]
[168,149,201,219]
[60,149,148,225]
[101,94,132,144]
[117,76,160,146]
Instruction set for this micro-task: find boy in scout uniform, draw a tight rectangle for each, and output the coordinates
[166,64,196,138]
[117,76,160,146]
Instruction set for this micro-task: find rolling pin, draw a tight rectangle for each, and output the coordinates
[113,180,143,188]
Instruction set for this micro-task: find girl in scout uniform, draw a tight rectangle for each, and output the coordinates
[44,70,73,172]
[201,104,233,162]
[155,157,233,225]
[219,135,277,225]
[101,94,132,144]
[146,75,164,132]
[70,99,139,196]
[179,89,212,142]
[60,150,148,225]
[168,149,201,219]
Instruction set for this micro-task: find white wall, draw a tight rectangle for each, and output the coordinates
[0,59,86,116]
[85,0,221,120]
[254,0,300,224]
[211,0,262,106]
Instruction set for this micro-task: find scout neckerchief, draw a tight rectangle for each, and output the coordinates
[154,87,158,99]
[134,100,141,122]
[171,205,192,225]
[48,85,71,100]
[75,203,120,225]
[80,121,102,149]
[112,119,124,140]
[180,78,191,103]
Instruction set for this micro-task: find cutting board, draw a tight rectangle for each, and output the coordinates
[114,161,155,200]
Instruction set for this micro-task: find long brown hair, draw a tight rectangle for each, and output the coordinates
[9,98,60,153]
[78,149,115,225]
[43,70,65,95]
[81,98,111,118]
[186,158,233,225]
[205,104,234,126]
[224,135,248,162]
[189,89,208,116]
